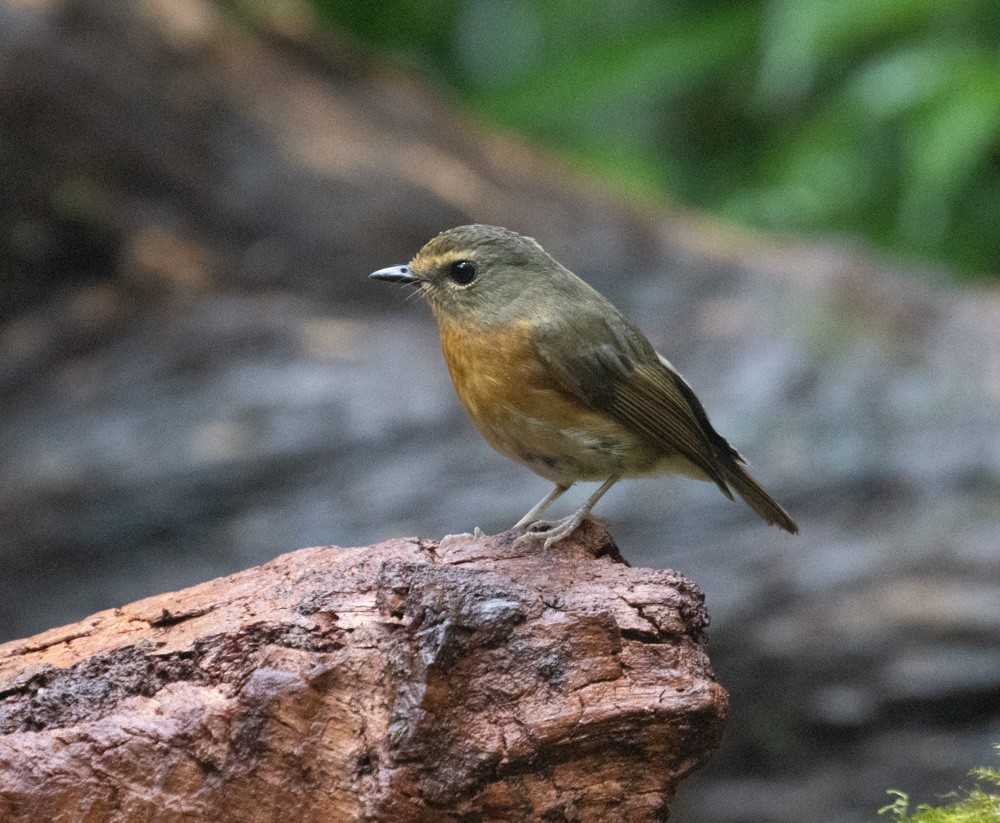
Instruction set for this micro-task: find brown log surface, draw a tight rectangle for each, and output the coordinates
[0,522,726,822]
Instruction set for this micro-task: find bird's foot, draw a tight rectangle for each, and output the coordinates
[514,512,588,550]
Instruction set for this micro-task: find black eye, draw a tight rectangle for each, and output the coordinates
[449,259,477,285]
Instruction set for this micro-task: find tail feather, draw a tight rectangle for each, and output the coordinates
[719,460,798,534]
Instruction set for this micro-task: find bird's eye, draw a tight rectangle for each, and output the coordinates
[449,259,477,285]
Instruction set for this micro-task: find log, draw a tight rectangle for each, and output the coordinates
[0,522,726,822]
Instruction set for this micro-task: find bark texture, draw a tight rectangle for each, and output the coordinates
[0,522,727,822]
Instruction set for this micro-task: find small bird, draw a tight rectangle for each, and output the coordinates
[371,225,797,547]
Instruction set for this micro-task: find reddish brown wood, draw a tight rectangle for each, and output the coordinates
[0,522,726,822]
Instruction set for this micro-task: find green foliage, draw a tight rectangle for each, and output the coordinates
[879,752,1000,821]
[309,0,1000,278]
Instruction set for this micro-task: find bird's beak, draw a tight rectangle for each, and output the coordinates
[369,264,422,285]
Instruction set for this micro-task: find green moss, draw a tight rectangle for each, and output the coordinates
[879,752,1000,822]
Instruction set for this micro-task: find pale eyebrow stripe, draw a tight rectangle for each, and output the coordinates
[413,250,471,269]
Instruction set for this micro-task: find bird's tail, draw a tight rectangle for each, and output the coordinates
[719,459,798,534]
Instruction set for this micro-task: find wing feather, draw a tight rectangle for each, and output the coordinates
[531,310,731,493]
[530,307,798,533]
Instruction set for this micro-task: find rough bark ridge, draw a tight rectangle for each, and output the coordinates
[0,522,727,822]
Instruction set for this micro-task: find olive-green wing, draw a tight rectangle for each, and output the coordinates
[530,310,734,495]
[531,308,799,533]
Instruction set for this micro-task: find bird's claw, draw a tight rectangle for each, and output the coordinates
[513,513,587,550]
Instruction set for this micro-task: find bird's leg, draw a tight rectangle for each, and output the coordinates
[514,483,571,529]
[517,475,620,550]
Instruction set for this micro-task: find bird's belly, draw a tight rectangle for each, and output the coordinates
[483,408,655,482]
[439,318,659,483]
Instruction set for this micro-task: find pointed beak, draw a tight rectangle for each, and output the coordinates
[369,264,422,285]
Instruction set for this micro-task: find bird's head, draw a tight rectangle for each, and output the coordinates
[370,224,571,325]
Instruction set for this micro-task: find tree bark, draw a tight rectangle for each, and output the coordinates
[0,522,726,822]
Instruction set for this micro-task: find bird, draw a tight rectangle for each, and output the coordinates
[370,224,797,548]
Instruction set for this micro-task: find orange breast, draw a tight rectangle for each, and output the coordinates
[437,316,652,482]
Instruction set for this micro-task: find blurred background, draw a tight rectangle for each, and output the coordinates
[317,0,1000,278]
[1,1,998,821]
